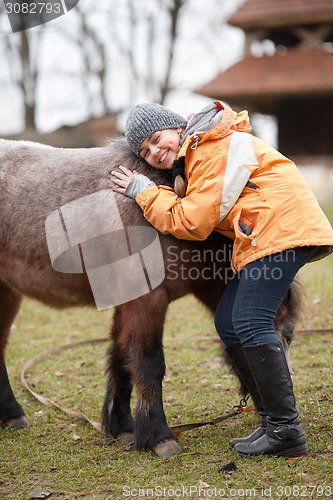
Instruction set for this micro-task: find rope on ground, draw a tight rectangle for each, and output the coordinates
[20,338,105,434]
[20,328,332,435]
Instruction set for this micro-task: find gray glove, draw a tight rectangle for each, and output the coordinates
[124,174,156,199]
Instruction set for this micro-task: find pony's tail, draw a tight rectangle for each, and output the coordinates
[275,278,304,337]
[222,278,304,398]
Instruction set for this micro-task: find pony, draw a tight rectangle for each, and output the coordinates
[0,137,302,457]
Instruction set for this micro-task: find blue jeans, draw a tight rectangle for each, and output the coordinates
[214,247,317,347]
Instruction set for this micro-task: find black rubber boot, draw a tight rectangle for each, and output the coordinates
[235,343,308,458]
[225,343,267,450]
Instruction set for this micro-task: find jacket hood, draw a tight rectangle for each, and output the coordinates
[178,101,252,157]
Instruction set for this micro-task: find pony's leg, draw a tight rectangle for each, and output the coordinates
[193,284,223,315]
[122,288,181,457]
[102,307,134,443]
[0,279,29,428]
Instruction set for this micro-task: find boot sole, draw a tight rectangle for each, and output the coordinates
[237,443,308,458]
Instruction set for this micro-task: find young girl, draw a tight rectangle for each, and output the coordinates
[111,101,333,458]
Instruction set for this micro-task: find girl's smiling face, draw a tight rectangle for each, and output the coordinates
[139,128,183,170]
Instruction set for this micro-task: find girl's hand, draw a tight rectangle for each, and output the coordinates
[110,166,141,194]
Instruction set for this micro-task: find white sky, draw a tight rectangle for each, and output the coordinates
[0,0,249,136]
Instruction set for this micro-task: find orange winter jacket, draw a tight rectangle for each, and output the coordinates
[136,101,333,272]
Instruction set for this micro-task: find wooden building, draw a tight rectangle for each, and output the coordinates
[196,0,333,158]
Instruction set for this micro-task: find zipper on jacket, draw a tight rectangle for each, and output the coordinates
[191,135,200,150]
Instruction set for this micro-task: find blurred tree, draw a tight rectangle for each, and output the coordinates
[0,0,188,129]
[0,1,44,130]
[108,0,187,105]
[18,29,43,129]
[0,0,241,132]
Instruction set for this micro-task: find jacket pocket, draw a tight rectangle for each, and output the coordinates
[245,180,259,191]
[238,220,253,236]
[236,210,257,237]
[233,209,261,256]
[231,209,260,269]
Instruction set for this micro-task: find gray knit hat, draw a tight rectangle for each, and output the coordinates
[125,103,187,157]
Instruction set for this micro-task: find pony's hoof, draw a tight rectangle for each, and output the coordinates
[119,432,134,446]
[153,439,182,458]
[7,416,31,429]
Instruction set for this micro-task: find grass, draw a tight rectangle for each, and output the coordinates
[0,207,332,499]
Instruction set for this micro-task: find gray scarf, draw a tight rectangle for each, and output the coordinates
[183,102,221,142]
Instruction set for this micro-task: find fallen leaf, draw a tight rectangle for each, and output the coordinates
[72,433,81,441]
[198,480,210,488]
[55,371,66,377]
[29,490,52,499]
[75,361,86,369]
[327,445,333,452]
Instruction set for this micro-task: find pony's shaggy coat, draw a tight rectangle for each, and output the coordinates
[0,138,301,452]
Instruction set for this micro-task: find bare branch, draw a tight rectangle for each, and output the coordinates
[159,0,186,104]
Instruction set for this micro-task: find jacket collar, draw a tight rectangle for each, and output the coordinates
[178,101,252,158]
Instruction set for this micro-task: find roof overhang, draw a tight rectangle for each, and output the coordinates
[229,0,333,30]
[195,48,333,101]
